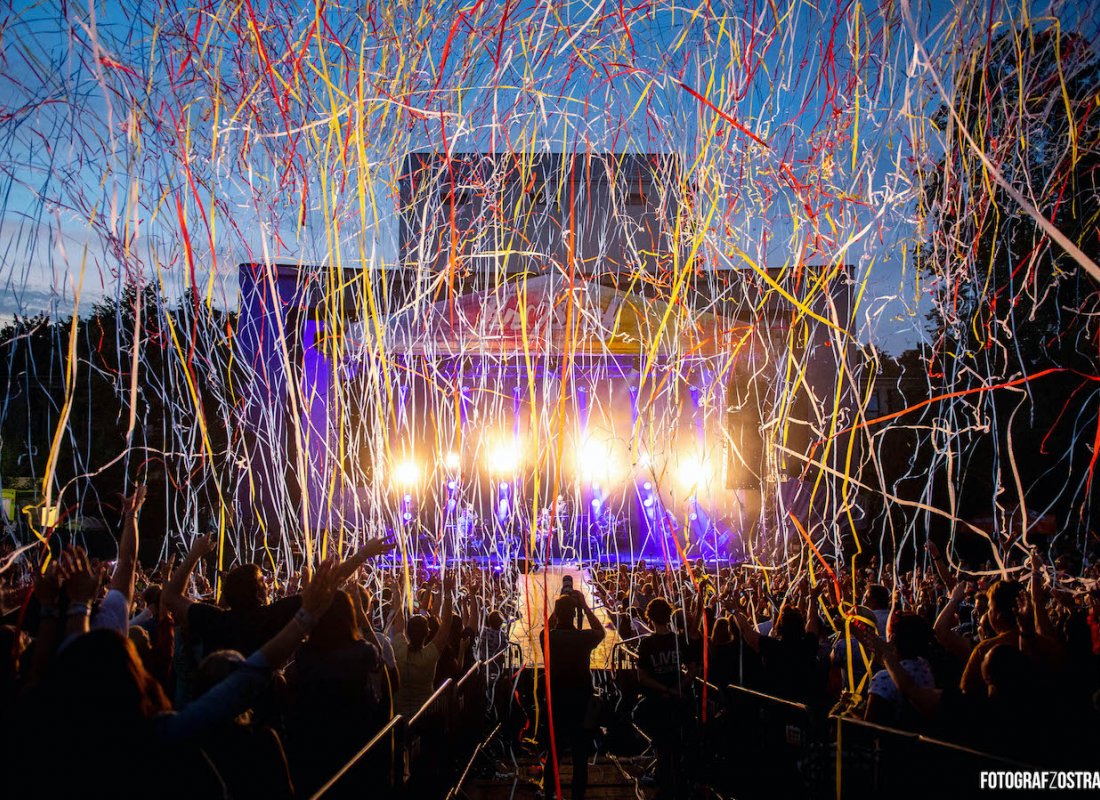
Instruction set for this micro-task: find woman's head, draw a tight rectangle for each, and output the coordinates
[221,564,267,611]
[987,580,1022,633]
[711,616,731,646]
[776,607,806,641]
[49,630,170,730]
[307,590,361,651]
[888,612,932,660]
[196,650,246,696]
[406,614,430,653]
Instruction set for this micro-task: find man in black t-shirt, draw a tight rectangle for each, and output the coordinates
[541,590,606,799]
[635,598,695,799]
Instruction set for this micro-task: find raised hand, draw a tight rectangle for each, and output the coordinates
[359,536,398,559]
[122,486,147,518]
[35,560,62,608]
[60,547,100,605]
[188,533,218,560]
[849,616,889,659]
[301,558,344,618]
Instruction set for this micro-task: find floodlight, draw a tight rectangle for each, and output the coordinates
[577,437,617,482]
[486,440,522,475]
[391,458,419,486]
[677,454,713,493]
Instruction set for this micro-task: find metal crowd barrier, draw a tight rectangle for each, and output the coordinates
[833,715,1040,800]
[403,678,456,796]
[721,684,817,798]
[309,715,406,800]
[313,649,511,800]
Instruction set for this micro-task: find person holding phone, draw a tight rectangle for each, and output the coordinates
[541,584,606,799]
[559,575,586,628]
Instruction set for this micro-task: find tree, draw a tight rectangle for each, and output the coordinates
[0,285,238,564]
[917,26,1100,559]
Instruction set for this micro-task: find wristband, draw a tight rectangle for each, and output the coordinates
[294,608,318,631]
[67,602,93,617]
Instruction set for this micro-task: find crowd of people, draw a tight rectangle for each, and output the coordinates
[2,493,1100,799]
[0,489,520,798]
[584,546,1100,796]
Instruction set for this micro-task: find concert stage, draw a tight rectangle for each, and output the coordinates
[509,564,622,669]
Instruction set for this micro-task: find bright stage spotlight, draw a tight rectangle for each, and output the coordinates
[443,450,461,470]
[391,458,420,487]
[577,438,617,482]
[677,454,714,494]
[485,440,522,475]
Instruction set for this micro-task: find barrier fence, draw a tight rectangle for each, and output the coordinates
[314,638,1046,799]
[312,645,519,799]
[606,645,1041,800]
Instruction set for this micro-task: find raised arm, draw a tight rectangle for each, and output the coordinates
[162,534,218,620]
[349,583,385,653]
[1028,552,1057,639]
[805,581,826,638]
[853,624,943,720]
[429,571,456,648]
[733,611,761,651]
[159,558,344,745]
[925,540,957,591]
[260,558,342,666]
[335,535,397,582]
[29,560,63,680]
[389,579,408,636]
[933,581,973,661]
[577,589,607,645]
[110,487,146,604]
[59,548,99,640]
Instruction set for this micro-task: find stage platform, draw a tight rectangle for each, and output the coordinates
[508,564,622,669]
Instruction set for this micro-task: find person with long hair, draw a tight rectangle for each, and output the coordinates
[286,589,386,794]
[8,555,348,798]
[389,570,455,716]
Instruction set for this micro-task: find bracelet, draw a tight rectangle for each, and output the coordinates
[294,608,318,631]
[67,602,93,617]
